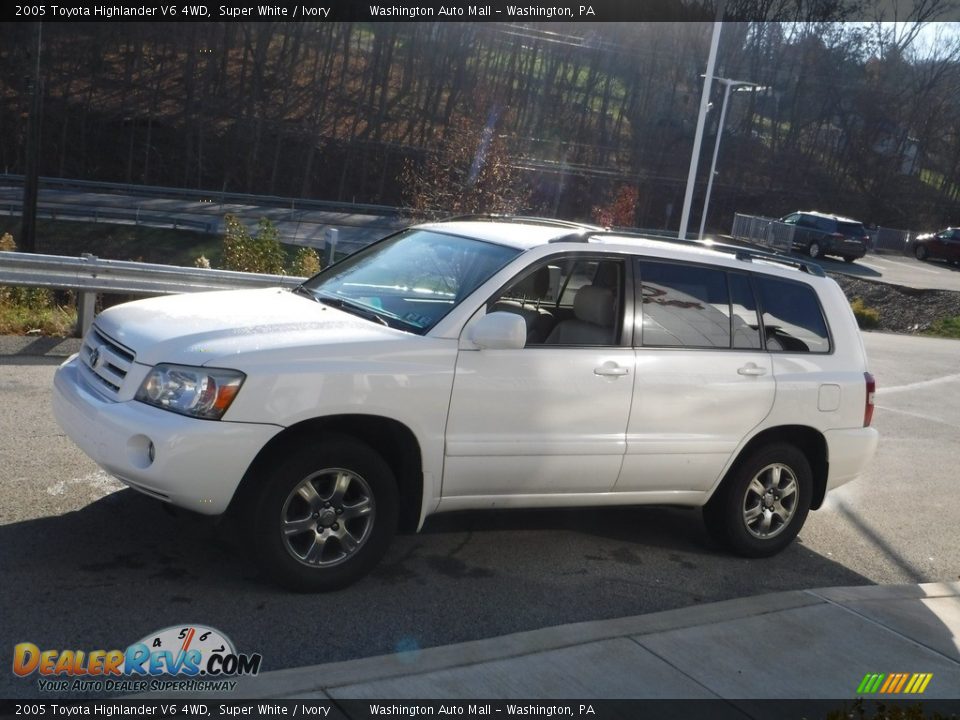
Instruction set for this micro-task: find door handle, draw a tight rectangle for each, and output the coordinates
[738,363,767,376]
[594,362,629,377]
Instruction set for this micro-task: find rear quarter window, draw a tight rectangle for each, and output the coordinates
[837,221,866,237]
[754,276,831,353]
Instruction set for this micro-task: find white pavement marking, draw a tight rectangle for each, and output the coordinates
[876,373,960,395]
[876,404,958,428]
[45,470,124,498]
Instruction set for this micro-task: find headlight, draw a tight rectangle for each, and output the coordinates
[135,364,245,420]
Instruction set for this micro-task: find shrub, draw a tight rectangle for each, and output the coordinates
[291,247,322,277]
[222,215,286,275]
[926,315,960,339]
[850,298,880,329]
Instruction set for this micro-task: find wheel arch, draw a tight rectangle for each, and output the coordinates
[228,414,424,533]
[712,425,829,510]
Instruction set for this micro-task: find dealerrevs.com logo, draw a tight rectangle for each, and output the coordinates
[13,625,262,693]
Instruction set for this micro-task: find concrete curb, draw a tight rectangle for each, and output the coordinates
[136,581,960,700]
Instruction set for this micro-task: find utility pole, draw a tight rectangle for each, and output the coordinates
[21,22,43,253]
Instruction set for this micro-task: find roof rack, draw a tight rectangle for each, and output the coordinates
[438,214,604,231]
[550,229,827,277]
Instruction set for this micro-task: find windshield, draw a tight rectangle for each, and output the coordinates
[301,229,521,334]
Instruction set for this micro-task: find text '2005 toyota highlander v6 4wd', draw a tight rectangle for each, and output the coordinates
[53,217,879,591]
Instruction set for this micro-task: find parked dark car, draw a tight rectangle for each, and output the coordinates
[779,211,870,263]
[912,228,960,265]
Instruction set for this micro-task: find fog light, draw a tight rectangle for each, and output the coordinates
[126,435,156,469]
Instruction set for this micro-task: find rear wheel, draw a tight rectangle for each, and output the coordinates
[915,244,928,261]
[246,435,398,591]
[843,256,856,264]
[808,242,821,259]
[703,443,812,557]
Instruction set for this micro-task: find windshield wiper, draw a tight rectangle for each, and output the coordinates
[291,285,319,302]
[316,294,391,327]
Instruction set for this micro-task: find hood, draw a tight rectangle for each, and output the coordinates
[95,288,406,366]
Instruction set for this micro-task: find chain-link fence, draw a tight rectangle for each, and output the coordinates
[732,213,913,256]
[730,214,795,252]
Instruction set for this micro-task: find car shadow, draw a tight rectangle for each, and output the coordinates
[0,488,889,699]
[915,258,960,273]
[811,256,883,278]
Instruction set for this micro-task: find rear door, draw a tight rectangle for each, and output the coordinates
[616,261,775,495]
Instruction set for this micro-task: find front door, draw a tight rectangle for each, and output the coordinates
[442,255,635,502]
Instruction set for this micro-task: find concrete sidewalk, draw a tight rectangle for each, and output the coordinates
[147,582,960,700]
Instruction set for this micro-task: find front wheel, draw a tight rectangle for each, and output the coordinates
[915,244,928,261]
[247,435,398,591]
[843,256,857,264]
[703,443,812,557]
[808,242,821,259]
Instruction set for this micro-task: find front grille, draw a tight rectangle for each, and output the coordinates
[80,326,136,396]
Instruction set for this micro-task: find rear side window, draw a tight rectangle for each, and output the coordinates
[814,216,835,232]
[837,221,866,237]
[754,276,830,353]
[638,262,732,348]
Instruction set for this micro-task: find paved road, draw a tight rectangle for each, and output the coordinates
[1,333,958,698]
[0,187,408,251]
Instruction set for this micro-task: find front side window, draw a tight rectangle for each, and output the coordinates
[302,229,520,334]
[489,256,626,346]
[754,276,831,353]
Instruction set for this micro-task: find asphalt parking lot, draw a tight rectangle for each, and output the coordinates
[1,331,958,698]
[810,251,960,291]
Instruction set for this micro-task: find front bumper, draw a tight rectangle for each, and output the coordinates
[53,355,282,514]
[824,426,880,492]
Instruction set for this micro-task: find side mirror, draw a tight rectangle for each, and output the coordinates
[469,312,526,350]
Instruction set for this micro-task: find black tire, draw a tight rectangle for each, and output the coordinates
[246,435,398,591]
[808,241,821,259]
[915,244,928,261]
[703,443,812,558]
[843,256,857,264]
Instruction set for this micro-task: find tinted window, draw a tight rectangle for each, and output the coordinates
[814,216,835,232]
[729,273,762,349]
[755,277,830,353]
[837,221,866,237]
[639,262,731,348]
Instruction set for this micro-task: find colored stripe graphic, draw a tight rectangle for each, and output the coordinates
[857,673,884,694]
[857,673,932,694]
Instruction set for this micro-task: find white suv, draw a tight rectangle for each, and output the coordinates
[53,217,879,591]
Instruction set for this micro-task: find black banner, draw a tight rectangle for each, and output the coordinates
[3,699,960,720]
[4,0,959,23]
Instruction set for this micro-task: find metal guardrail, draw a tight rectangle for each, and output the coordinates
[0,251,305,337]
[0,204,215,233]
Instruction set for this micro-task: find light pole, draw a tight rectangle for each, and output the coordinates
[698,78,757,240]
[678,20,722,241]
